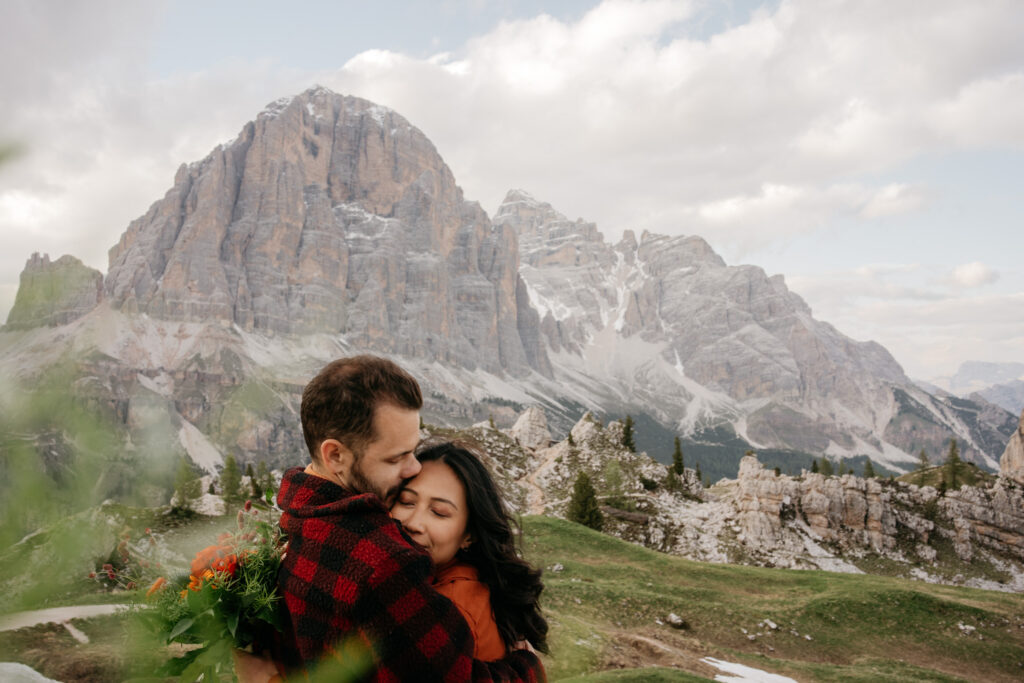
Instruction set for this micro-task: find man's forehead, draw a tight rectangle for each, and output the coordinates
[370,403,420,446]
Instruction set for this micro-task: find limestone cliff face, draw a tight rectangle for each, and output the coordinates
[487,409,1024,591]
[4,254,102,329]
[1001,410,1024,484]
[104,87,548,377]
[497,190,1013,468]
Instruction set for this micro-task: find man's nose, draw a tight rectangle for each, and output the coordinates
[400,455,422,479]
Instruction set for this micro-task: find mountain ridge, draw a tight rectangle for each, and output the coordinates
[1,86,1015,477]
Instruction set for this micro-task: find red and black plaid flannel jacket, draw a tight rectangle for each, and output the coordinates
[277,467,545,682]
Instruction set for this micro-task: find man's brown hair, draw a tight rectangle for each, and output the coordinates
[301,355,423,460]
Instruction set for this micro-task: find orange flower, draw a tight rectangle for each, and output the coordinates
[146,577,167,598]
[190,544,234,577]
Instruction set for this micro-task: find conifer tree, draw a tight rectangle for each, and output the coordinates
[811,460,819,474]
[622,415,636,452]
[918,448,929,471]
[819,458,834,476]
[664,464,680,492]
[173,457,201,511]
[567,431,575,447]
[863,458,876,479]
[695,462,703,486]
[603,460,624,507]
[567,472,603,531]
[221,455,243,506]
[672,436,684,475]
[256,461,272,499]
[945,438,961,490]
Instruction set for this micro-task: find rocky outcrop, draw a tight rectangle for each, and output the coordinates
[508,405,551,450]
[4,253,102,329]
[104,87,549,378]
[486,407,1024,591]
[1000,410,1024,484]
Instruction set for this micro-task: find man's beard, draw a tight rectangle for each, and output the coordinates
[349,458,401,506]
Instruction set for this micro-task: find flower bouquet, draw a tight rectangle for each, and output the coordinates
[142,500,286,682]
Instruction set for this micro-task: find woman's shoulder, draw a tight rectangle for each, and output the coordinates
[434,561,482,585]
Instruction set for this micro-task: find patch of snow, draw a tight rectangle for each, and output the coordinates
[701,657,798,682]
[0,604,128,632]
[178,419,224,473]
[366,104,390,126]
[0,663,61,682]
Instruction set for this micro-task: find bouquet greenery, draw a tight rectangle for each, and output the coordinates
[142,499,286,682]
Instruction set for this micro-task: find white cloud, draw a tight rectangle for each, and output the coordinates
[1,0,1022,383]
[859,183,928,219]
[950,261,1000,288]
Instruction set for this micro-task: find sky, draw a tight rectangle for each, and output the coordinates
[1,0,1022,382]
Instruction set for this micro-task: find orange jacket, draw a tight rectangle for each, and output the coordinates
[434,561,507,662]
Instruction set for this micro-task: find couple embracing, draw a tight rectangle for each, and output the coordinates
[241,355,548,682]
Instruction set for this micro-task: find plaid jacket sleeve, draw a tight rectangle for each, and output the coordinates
[279,480,544,682]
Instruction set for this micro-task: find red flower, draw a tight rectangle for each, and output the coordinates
[244,499,252,511]
[88,572,96,579]
[190,544,235,577]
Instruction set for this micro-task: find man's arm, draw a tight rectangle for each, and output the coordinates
[345,525,544,682]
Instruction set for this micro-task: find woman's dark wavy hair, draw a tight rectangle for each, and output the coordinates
[414,439,549,654]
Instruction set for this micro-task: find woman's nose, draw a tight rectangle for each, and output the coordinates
[403,508,425,533]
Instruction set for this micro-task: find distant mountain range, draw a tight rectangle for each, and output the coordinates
[0,87,1016,478]
[925,361,1024,415]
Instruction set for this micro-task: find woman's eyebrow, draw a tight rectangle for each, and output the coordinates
[428,495,459,509]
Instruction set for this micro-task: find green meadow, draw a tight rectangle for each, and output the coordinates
[1,514,1022,682]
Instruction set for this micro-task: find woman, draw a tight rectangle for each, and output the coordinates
[390,440,549,661]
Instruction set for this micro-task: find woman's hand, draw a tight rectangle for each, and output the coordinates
[232,648,280,683]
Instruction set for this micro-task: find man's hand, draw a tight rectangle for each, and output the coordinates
[513,639,537,654]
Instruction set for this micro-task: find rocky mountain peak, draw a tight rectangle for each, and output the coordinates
[4,253,102,330]
[99,86,548,376]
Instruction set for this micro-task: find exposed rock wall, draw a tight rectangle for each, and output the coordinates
[4,254,102,329]
[104,87,549,377]
[490,408,1024,591]
[1000,410,1024,484]
[497,190,1013,468]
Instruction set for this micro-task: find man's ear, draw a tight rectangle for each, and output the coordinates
[319,439,354,480]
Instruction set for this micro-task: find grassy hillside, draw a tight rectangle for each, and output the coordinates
[2,514,1023,682]
[897,464,997,489]
[524,516,1024,682]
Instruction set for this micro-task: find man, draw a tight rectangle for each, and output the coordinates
[275,355,544,682]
